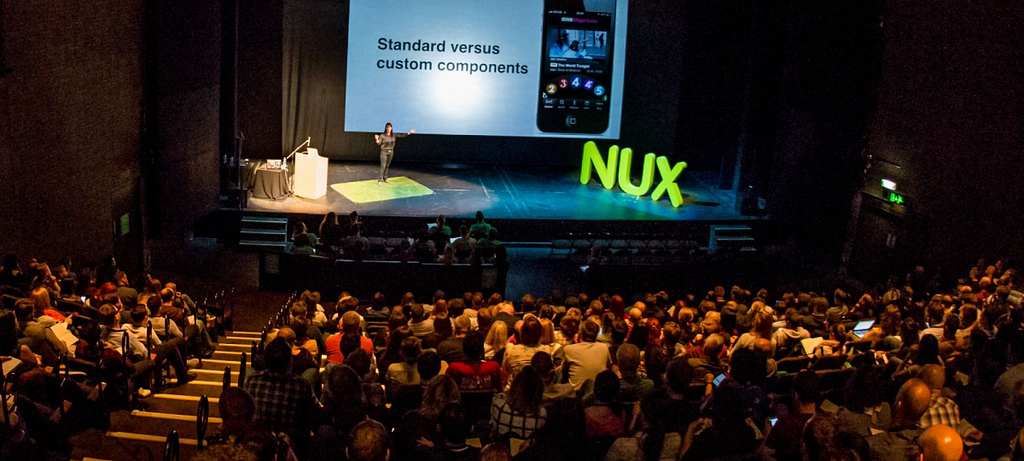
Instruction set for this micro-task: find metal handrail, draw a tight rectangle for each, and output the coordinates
[196,395,209,450]
[239,351,248,387]
[164,430,180,461]
[222,367,231,392]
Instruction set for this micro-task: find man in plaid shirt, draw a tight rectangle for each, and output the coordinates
[918,364,961,429]
[244,338,319,442]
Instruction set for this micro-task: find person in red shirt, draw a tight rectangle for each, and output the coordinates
[326,311,374,364]
[445,330,504,393]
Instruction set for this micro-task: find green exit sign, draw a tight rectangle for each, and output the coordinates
[888,192,905,205]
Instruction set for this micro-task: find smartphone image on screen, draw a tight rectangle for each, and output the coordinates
[713,373,726,387]
[536,0,615,134]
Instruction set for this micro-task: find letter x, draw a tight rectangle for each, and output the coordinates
[651,157,686,208]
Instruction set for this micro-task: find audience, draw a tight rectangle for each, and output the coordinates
[6,250,1024,461]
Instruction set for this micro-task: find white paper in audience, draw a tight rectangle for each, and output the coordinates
[2,357,21,376]
[801,337,824,356]
[51,322,80,355]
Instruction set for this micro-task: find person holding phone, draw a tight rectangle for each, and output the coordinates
[374,122,415,185]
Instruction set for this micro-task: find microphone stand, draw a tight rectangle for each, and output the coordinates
[283,137,310,195]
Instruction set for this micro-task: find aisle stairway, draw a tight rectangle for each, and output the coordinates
[70,330,262,461]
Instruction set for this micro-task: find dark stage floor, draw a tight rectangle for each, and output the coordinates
[246,161,752,222]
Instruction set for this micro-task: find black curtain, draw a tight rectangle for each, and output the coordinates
[283,0,375,159]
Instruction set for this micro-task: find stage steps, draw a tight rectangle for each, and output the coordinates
[70,332,256,461]
[239,215,289,251]
[708,224,757,254]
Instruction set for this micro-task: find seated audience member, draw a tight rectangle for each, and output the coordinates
[918,424,963,461]
[408,303,435,337]
[557,319,612,391]
[207,387,258,443]
[96,303,160,397]
[605,390,679,461]
[865,378,932,461]
[921,301,947,340]
[469,210,492,239]
[555,315,580,346]
[124,304,196,385]
[325,311,374,364]
[730,309,775,357]
[680,380,760,461]
[493,301,521,332]
[663,357,699,432]
[437,315,472,363]
[918,363,981,441]
[319,211,344,247]
[502,316,552,385]
[473,228,505,263]
[428,403,480,461]
[687,333,725,383]
[836,365,892,437]
[801,413,860,461]
[422,312,452,350]
[387,336,423,386]
[344,223,369,258]
[660,321,685,357]
[29,286,65,325]
[378,324,412,379]
[348,420,390,461]
[772,308,810,357]
[344,348,387,424]
[242,338,318,453]
[396,375,461,459]
[490,366,546,440]
[617,343,654,402]
[313,365,368,460]
[531,351,574,401]
[585,370,628,438]
[802,297,830,338]
[448,225,476,262]
[300,290,328,328]
[446,330,504,392]
[13,298,69,366]
[762,371,820,460]
[480,443,512,461]
[484,320,508,362]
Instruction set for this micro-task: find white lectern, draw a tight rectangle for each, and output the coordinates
[294,147,328,199]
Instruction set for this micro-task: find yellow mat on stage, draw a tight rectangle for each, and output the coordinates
[330,176,434,203]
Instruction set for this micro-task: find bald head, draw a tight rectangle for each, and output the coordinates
[919,424,962,461]
[629,307,642,323]
[894,378,933,424]
[919,364,945,391]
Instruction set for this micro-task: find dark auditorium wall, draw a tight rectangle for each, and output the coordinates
[764,0,884,258]
[857,0,1024,271]
[0,0,223,270]
[0,1,145,268]
[143,0,222,240]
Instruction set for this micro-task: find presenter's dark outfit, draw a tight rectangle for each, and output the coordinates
[376,132,408,182]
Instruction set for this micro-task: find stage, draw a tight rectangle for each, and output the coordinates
[244,161,755,223]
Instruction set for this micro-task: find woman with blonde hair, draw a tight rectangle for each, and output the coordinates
[485,321,508,362]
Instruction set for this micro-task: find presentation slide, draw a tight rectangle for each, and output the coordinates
[345,0,629,139]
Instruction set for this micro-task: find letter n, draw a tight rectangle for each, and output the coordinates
[617,150,656,197]
[580,141,618,190]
